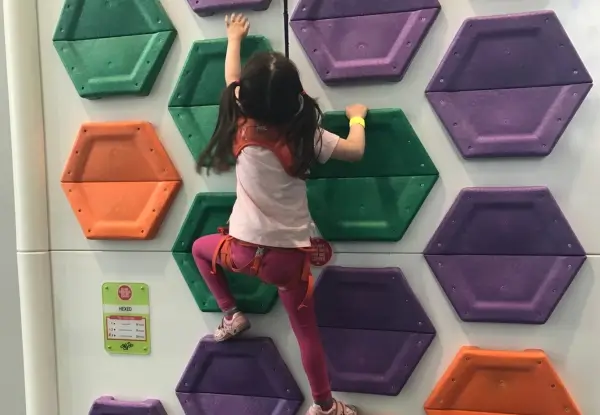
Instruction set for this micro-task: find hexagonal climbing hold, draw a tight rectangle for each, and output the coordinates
[426,10,593,158]
[169,36,273,161]
[89,396,167,415]
[187,0,272,17]
[311,109,438,179]
[169,36,273,107]
[314,266,435,395]
[424,187,586,324]
[308,176,437,241]
[53,0,176,99]
[308,109,438,241]
[290,0,440,84]
[60,121,181,240]
[424,346,581,415]
[176,335,304,414]
[172,193,278,314]
[169,106,220,163]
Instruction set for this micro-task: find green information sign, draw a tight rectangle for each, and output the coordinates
[102,282,151,355]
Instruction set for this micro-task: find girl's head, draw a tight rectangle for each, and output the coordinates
[197,51,323,176]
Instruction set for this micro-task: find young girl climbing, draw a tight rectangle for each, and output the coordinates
[191,13,367,415]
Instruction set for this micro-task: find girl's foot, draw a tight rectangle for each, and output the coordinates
[214,312,251,342]
[307,399,358,415]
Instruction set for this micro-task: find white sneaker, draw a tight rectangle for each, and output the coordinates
[214,312,251,342]
[306,399,358,415]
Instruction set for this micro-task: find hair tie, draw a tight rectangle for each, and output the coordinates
[232,80,240,87]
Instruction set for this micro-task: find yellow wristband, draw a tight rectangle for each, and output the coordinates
[349,117,365,128]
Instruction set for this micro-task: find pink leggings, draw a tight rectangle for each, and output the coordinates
[192,233,332,402]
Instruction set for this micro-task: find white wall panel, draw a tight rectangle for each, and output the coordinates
[0,0,26,411]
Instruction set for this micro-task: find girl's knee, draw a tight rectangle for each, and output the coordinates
[191,233,221,260]
[191,237,204,258]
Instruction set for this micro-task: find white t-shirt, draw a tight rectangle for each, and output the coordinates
[228,129,340,248]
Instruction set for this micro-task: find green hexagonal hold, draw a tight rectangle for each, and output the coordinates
[308,176,438,241]
[169,36,273,107]
[169,36,273,161]
[308,108,439,241]
[169,106,219,161]
[172,192,278,314]
[53,0,176,99]
[311,109,438,179]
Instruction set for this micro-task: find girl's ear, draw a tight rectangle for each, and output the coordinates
[230,80,241,100]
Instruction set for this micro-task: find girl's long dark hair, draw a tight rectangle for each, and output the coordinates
[196,51,323,177]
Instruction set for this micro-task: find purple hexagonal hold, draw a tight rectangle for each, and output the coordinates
[424,187,586,324]
[290,1,440,85]
[426,10,593,158]
[314,266,435,396]
[187,0,272,17]
[89,396,167,415]
[176,335,304,415]
[290,0,441,20]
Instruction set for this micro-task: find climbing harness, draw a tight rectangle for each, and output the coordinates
[211,226,315,310]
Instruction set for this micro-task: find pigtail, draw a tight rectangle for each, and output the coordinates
[284,91,323,177]
[196,82,242,174]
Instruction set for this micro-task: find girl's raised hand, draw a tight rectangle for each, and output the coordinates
[225,13,250,41]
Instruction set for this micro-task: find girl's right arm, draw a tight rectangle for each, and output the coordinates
[224,14,250,86]
[330,104,368,162]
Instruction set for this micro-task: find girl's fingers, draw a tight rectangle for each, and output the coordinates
[226,13,248,28]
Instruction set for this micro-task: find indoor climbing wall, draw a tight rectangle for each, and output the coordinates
[30,0,600,414]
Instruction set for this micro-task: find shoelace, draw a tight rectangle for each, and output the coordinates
[217,317,230,330]
[334,400,355,415]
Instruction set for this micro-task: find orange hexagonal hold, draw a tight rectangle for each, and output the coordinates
[61,121,182,240]
[424,346,580,415]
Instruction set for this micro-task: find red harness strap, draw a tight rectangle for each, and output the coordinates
[232,119,301,178]
[210,227,315,310]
